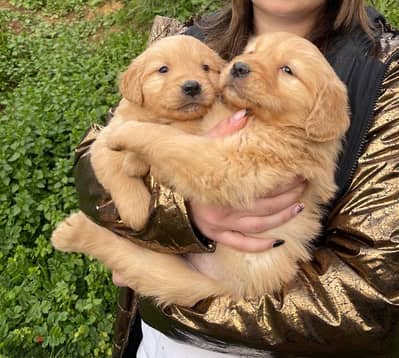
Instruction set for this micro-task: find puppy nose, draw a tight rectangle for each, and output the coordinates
[231,62,250,78]
[182,80,202,97]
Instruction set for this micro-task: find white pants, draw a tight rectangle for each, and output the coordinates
[137,320,241,358]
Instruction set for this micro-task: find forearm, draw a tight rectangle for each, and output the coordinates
[138,58,399,356]
[137,233,399,356]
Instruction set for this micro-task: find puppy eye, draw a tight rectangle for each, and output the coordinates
[202,64,210,72]
[158,66,169,74]
[280,65,293,75]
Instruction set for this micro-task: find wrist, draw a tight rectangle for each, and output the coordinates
[185,201,216,251]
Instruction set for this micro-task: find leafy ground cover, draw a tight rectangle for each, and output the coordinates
[0,1,397,357]
[0,1,220,356]
[370,0,399,25]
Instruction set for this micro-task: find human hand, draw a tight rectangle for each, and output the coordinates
[187,109,306,253]
[113,178,305,285]
[112,272,127,287]
[188,178,306,253]
[112,110,250,287]
[206,109,249,137]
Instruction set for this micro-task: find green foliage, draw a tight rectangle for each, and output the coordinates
[369,0,399,27]
[7,0,101,16]
[0,4,146,358]
[0,0,226,356]
[0,0,398,357]
[124,0,223,25]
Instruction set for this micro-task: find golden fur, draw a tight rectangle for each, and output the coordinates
[63,35,224,230]
[51,32,350,307]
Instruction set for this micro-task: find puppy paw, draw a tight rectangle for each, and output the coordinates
[51,212,91,252]
[112,185,151,231]
[106,122,154,153]
[123,154,149,177]
[117,202,149,231]
[106,128,127,152]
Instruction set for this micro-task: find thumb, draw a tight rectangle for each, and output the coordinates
[112,272,127,287]
[206,109,248,138]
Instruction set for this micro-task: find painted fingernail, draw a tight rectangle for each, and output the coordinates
[294,203,305,215]
[272,240,285,248]
[230,109,247,123]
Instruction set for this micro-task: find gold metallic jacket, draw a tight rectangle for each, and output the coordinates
[73,14,399,358]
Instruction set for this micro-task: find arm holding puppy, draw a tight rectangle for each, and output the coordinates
[117,58,399,355]
[111,5,399,358]
[185,114,306,253]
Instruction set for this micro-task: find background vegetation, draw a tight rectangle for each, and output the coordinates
[0,0,397,357]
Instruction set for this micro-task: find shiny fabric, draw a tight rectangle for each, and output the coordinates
[74,19,214,256]
[70,14,399,358]
[137,52,399,357]
[138,26,399,358]
[75,142,215,254]
[70,17,214,358]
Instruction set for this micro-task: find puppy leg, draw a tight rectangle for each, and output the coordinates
[111,174,150,230]
[51,212,226,307]
[91,130,150,230]
[107,122,277,207]
[51,211,97,253]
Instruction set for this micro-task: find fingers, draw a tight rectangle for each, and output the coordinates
[212,231,282,253]
[188,178,308,252]
[206,110,248,138]
[112,272,127,287]
[235,203,304,234]
[242,181,306,217]
[189,186,306,236]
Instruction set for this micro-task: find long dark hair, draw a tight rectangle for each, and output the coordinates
[198,0,374,60]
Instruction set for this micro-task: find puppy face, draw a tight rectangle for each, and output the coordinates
[221,32,350,142]
[120,35,225,122]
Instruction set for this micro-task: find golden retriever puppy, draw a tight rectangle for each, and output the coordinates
[70,35,224,230]
[52,32,350,307]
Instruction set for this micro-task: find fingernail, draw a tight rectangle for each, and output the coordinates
[229,109,247,123]
[272,240,285,248]
[294,203,305,215]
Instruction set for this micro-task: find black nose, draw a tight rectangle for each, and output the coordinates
[182,80,202,97]
[231,62,250,78]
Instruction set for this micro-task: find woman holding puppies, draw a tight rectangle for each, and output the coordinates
[82,0,399,356]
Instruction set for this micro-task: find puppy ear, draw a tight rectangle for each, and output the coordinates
[119,57,144,105]
[305,79,350,142]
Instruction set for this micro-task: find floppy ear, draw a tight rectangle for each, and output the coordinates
[305,79,350,142]
[119,57,144,105]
